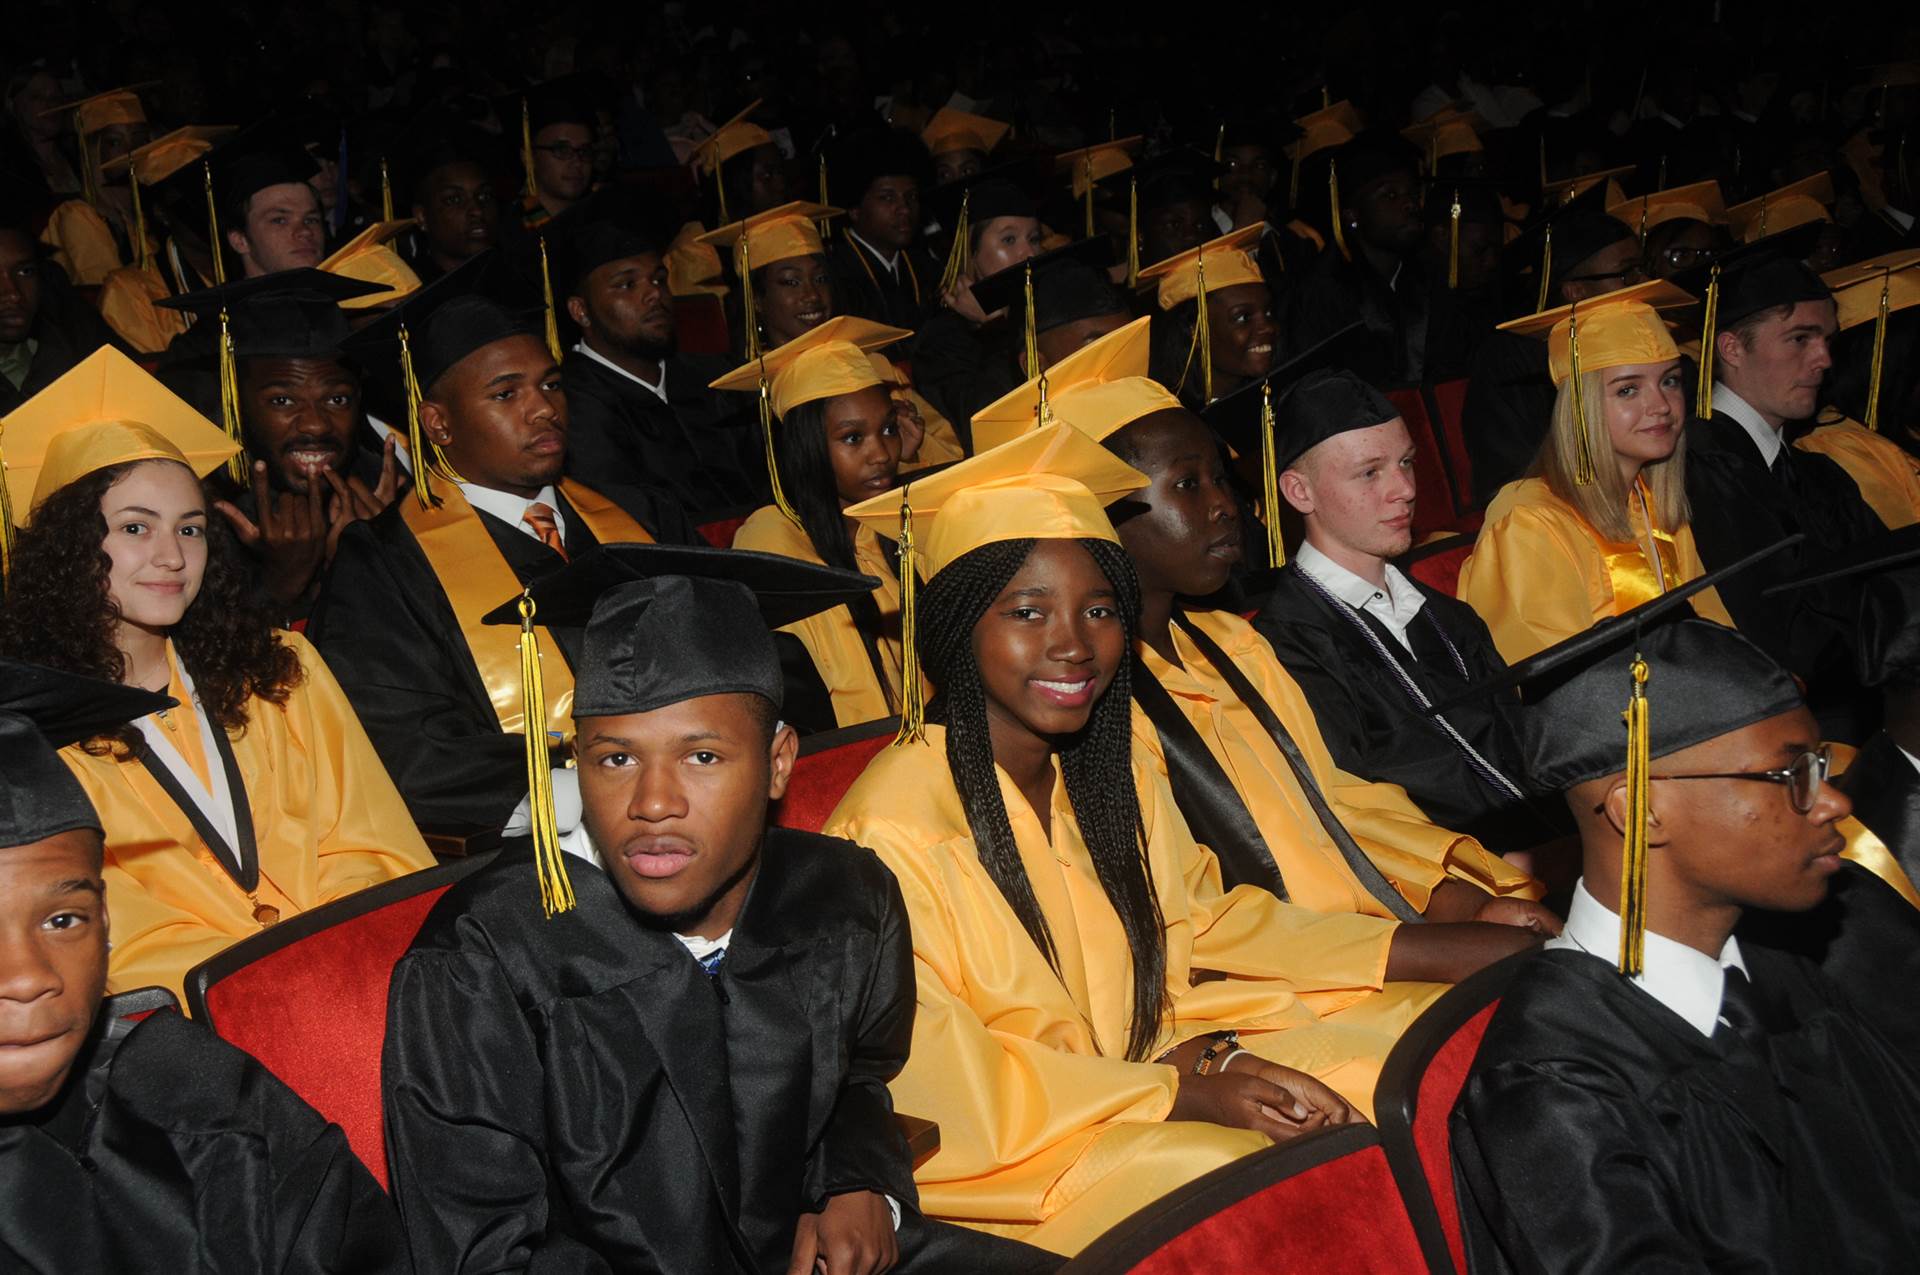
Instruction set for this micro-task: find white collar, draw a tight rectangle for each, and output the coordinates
[1901,743,1920,780]
[1888,206,1917,233]
[575,340,667,404]
[364,414,413,473]
[1712,383,1784,466]
[1295,539,1425,617]
[675,929,733,960]
[459,482,566,541]
[1547,880,1748,1037]
[847,227,901,274]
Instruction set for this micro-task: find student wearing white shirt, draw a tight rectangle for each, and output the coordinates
[826,128,940,330]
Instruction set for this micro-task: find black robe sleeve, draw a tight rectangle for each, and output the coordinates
[1461,330,1556,507]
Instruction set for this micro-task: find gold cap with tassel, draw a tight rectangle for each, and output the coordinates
[1448,188,1462,291]
[380,156,395,222]
[520,97,539,202]
[517,591,575,917]
[203,159,227,285]
[1821,248,1920,431]
[938,189,972,298]
[1260,379,1285,567]
[1695,264,1722,418]
[971,316,1176,453]
[538,235,563,363]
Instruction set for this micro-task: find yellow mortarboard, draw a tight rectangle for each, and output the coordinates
[665,221,728,298]
[1540,163,1636,207]
[970,316,1179,451]
[690,100,773,175]
[922,107,1009,158]
[1137,225,1265,403]
[1725,172,1834,245]
[42,85,152,136]
[1057,136,1142,201]
[710,316,910,520]
[319,219,423,309]
[1823,249,1920,429]
[1,347,239,541]
[1288,101,1363,162]
[99,125,238,278]
[844,422,1148,744]
[1608,179,1727,241]
[697,200,839,275]
[1401,108,1484,168]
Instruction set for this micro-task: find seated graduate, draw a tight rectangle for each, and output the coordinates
[558,216,761,520]
[1460,282,1737,663]
[381,543,1059,1275]
[309,259,692,839]
[920,107,1009,189]
[688,101,790,231]
[36,87,152,288]
[973,320,1555,919]
[0,347,431,1000]
[826,128,941,331]
[717,317,916,731]
[1799,252,1920,530]
[1252,368,1567,851]
[1140,225,1280,412]
[402,127,502,286]
[1452,610,1920,1273]
[92,126,234,355]
[154,269,407,618]
[0,661,409,1274]
[0,222,124,414]
[828,426,1551,1256]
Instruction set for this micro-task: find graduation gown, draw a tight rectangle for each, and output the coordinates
[0,1006,407,1274]
[1255,565,1565,849]
[1459,328,1556,508]
[826,724,1444,1255]
[732,506,904,728]
[1459,476,1735,663]
[307,482,691,834]
[1452,946,1920,1274]
[383,835,1056,1274]
[1794,419,1920,529]
[828,236,938,332]
[62,633,433,1000]
[1282,245,1433,387]
[38,198,144,287]
[909,308,1021,448]
[0,280,125,414]
[560,347,766,519]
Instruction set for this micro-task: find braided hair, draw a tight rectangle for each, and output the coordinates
[919,536,1170,1061]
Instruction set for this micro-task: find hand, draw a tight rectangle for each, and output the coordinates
[1168,1054,1358,1141]
[942,280,989,325]
[213,461,330,606]
[1473,896,1563,937]
[890,391,926,461]
[787,1191,897,1275]
[318,436,408,559]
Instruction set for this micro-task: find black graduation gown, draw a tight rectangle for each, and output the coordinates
[1282,246,1433,388]
[1683,412,1886,739]
[0,1007,406,1274]
[1460,328,1556,507]
[909,308,1020,449]
[828,236,938,332]
[1253,564,1565,849]
[560,347,766,520]
[1840,729,1920,883]
[1452,946,1920,1275]
[305,484,692,834]
[0,278,123,414]
[383,835,1060,1275]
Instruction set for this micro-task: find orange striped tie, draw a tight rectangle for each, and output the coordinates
[522,501,568,560]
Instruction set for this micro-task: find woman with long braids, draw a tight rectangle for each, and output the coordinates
[0,349,431,1000]
[826,425,1514,1256]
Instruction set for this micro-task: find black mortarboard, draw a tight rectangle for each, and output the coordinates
[158,269,390,358]
[1333,129,1421,195]
[0,661,173,850]
[202,119,322,212]
[1505,179,1637,299]
[969,236,1117,322]
[1759,522,1920,689]
[1669,221,1831,327]
[931,171,1037,233]
[562,220,658,296]
[344,250,541,393]
[1420,180,1506,229]
[1132,149,1227,213]
[1270,369,1401,472]
[1199,321,1370,462]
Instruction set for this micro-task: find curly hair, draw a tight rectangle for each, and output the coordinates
[0,460,303,750]
[919,536,1170,1061]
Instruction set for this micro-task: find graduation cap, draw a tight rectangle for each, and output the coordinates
[1137,224,1265,403]
[1822,249,1920,430]
[320,219,423,308]
[477,542,880,916]
[1427,536,1804,974]
[688,100,776,225]
[42,84,153,210]
[99,125,238,276]
[158,270,389,406]
[1420,179,1507,289]
[1540,163,1636,210]
[1511,182,1639,311]
[1607,179,1728,244]
[0,661,174,851]
[928,167,1039,295]
[1726,172,1834,245]
[1286,101,1363,210]
[921,107,1010,160]
[665,220,728,299]
[845,422,1149,745]
[1328,129,1421,259]
[697,201,839,355]
[1402,107,1485,174]
[970,315,1177,452]
[1055,136,1143,241]
[709,316,911,520]
[969,235,1118,371]
[0,348,239,575]
[1668,222,1831,417]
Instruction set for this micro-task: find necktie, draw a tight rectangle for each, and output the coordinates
[522,501,567,560]
[1713,966,1767,1055]
[695,948,725,978]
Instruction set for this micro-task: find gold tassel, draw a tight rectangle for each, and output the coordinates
[817,154,832,241]
[1696,264,1721,419]
[203,160,226,285]
[1177,254,1214,403]
[380,157,394,222]
[217,309,249,484]
[1535,224,1553,313]
[1022,261,1040,379]
[399,323,441,509]
[1213,122,1225,164]
[1636,197,1649,247]
[760,367,797,522]
[1127,177,1140,289]
[938,189,971,297]
[538,237,562,363]
[1448,189,1461,290]
[1083,154,1095,239]
[740,233,762,361]
[79,128,98,210]
[1321,85,1331,110]
[130,173,152,276]
[521,98,540,202]
[1618,654,1651,975]
[1757,193,1768,239]
[1329,163,1349,260]
[1570,302,1596,486]
[1867,272,1891,430]
[891,484,926,747]
[518,592,576,918]
[1260,381,1285,567]
[0,427,15,587]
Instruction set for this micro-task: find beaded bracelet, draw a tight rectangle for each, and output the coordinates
[1191,1030,1241,1075]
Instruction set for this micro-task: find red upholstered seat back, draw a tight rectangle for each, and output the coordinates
[1406,537,1475,599]
[696,516,748,548]
[771,719,896,833]
[1415,1001,1500,1273]
[1385,388,1463,539]
[673,294,732,355]
[1428,378,1478,513]
[193,881,462,1189]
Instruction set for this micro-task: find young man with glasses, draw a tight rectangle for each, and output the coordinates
[1452,613,1920,1272]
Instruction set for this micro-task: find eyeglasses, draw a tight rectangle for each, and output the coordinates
[1660,244,1712,270]
[1560,263,1650,286]
[1654,745,1834,814]
[534,143,594,163]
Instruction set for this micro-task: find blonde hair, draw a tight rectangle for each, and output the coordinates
[1531,368,1690,543]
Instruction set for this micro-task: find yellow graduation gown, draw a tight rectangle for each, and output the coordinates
[899,387,966,469]
[97,264,188,354]
[1794,420,1920,529]
[732,507,904,727]
[39,199,138,287]
[1133,609,1540,916]
[826,725,1442,1254]
[64,633,433,1002]
[1459,476,1735,663]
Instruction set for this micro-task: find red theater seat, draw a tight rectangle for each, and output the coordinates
[673,293,732,356]
[696,516,749,548]
[1386,389,1463,540]
[1373,952,1530,1275]
[182,856,495,1188]
[771,716,898,833]
[1403,533,1476,599]
[1426,378,1478,515]
[1063,1124,1426,1273]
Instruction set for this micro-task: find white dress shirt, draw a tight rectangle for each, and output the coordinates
[1711,383,1784,468]
[1547,880,1749,1038]
[459,481,569,545]
[1294,540,1429,655]
[846,228,901,278]
[574,340,669,406]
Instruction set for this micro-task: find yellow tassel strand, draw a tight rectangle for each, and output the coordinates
[1448,189,1461,290]
[938,189,972,298]
[1083,154,1095,239]
[1696,264,1721,419]
[203,160,226,285]
[0,426,15,587]
[1535,224,1553,313]
[1329,163,1349,260]
[1867,272,1891,431]
[518,593,576,918]
[1636,197,1649,248]
[1022,261,1040,379]
[79,129,98,210]
[891,484,926,747]
[399,323,441,509]
[1178,255,1214,402]
[740,233,762,361]
[1260,381,1285,567]
[217,309,249,484]
[130,173,152,276]
[1570,303,1596,486]
[760,371,797,522]
[1618,654,1652,975]
[380,157,394,222]
[1757,194,1769,239]
[817,154,832,241]
[1127,178,1140,289]
[521,98,540,202]
[538,237,563,363]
